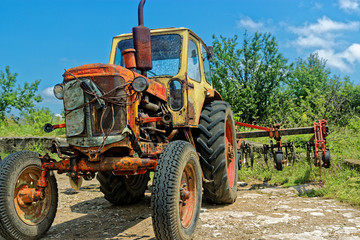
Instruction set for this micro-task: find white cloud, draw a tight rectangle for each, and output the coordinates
[293,34,330,49]
[42,87,54,98]
[313,3,323,10]
[41,87,60,104]
[316,49,351,72]
[59,57,78,66]
[237,17,266,32]
[339,0,359,11]
[316,43,360,72]
[289,16,359,46]
[288,16,360,73]
[341,43,360,63]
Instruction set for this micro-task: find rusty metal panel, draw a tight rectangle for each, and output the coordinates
[146,79,167,101]
[64,80,85,136]
[90,76,127,136]
[63,63,137,84]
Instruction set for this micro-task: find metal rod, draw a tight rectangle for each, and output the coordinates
[237,126,328,139]
[235,121,272,132]
[43,157,158,172]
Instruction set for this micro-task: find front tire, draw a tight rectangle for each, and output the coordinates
[152,141,202,240]
[196,101,238,204]
[0,151,58,240]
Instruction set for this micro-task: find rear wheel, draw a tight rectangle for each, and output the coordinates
[275,152,283,171]
[197,101,238,204]
[0,151,58,240]
[97,171,149,205]
[152,141,202,240]
[323,149,331,168]
[249,147,254,169]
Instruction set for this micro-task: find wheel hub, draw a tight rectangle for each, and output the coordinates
[14,166,52,225]
[16,185,42,208]
[180,183,191,204]
[227,143,234,160]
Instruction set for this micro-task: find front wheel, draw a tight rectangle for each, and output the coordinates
[152,141,202,240]
[0,151,58,240]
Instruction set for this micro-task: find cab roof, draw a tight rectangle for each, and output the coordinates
[113,27,208,47]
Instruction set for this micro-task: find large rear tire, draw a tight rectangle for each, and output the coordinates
[97,171,149,205]
[0,151,58,240]
[152,141,202,240]
[196,101,238,204]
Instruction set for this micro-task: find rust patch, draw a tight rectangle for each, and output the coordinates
[139,142,164,157]
[187,99,196,125]
[146,79,167,101]
[71,139,131,162]
[42,157,158,173]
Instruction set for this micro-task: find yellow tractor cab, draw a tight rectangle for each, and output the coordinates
[109,28,220,127]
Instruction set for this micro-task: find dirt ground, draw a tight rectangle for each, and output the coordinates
[40,173,360,240]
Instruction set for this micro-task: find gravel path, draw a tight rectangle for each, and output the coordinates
[40,174,360,240]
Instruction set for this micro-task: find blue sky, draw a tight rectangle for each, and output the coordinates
[1,0,360,114]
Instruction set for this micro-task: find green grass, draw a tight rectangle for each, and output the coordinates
[238,117,360,205]
[0,117,64,161]
[0,119,65,137]
[0,140,61,162]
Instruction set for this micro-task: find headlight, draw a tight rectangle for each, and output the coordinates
[132,77,149,92]
[53,84,64,99]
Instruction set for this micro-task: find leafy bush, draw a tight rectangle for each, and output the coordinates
[0,66,42,121]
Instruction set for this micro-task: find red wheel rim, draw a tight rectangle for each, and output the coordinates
[14,166,52,225]
[179,162,196,229]
[225,119,236,188]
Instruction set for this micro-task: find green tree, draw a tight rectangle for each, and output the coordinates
[0,66,42,121]
[211,32,292,124]
[283,54,354,126]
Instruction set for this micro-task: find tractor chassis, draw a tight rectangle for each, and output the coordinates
[16,139,161,206]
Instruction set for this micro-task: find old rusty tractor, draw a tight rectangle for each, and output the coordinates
[0,1,238,239]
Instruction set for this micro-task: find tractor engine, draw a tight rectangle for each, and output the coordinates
[53,63,169,160]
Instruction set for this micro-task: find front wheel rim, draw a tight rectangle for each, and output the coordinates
[179,162,196,229]
[14,166,52,225]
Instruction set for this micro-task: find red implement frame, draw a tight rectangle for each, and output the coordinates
[235,121,282,149]
[313,119,328,162]
[235,119,329,170]
[236,120,328,145]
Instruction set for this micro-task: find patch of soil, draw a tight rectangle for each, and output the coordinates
[41,174,360,240]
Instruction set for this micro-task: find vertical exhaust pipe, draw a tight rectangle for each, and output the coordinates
[133,0,152,76]
[138,0,145,26]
